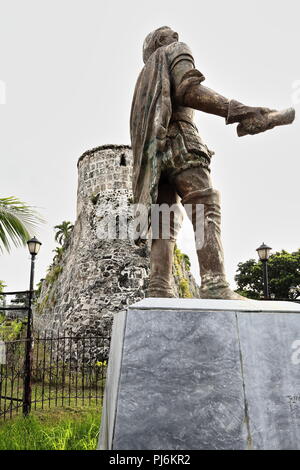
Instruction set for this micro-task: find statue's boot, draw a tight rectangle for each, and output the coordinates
[147,239,176,297]
[181,188,246,300]
[147,179,183,298]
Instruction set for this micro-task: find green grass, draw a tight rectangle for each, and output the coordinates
[0,375,105,417]
[0,356,106,418]
[0,406,101,450]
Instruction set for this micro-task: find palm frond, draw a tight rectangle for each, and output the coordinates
[54,220,74,246]
[0,197,44,253]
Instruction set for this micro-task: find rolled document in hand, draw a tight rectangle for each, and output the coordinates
[237,107,296,137]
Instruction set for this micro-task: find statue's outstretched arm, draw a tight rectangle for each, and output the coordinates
[171,59,295,136]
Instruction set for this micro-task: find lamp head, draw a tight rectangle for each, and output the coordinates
[256,242,272,261]
[27,237,42,256]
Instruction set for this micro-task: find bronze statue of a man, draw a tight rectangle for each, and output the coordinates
[130,26,295,299]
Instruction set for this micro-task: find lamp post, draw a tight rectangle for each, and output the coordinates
[27,237,42,305]
[256,242,272,300]
[23,236,42,416]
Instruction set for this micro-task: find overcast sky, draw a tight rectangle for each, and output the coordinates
[0,0,299,291]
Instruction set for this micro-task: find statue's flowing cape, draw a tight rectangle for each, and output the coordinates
[130,46,172,214]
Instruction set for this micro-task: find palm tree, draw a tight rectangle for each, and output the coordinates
[54,221,74,246]
[0,197,43,253]
[52,246,65,262]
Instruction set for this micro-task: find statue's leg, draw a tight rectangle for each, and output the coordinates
[173,166,245,300]
[147,239,176,297]
[147,178,183,298]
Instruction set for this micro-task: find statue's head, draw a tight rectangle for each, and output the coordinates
[143,26,179,63]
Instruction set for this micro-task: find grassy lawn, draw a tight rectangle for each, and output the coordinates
[0,331,105,449]
[0,405,102,450]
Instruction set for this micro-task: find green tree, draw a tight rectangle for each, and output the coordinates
[0,197,42,253]
[53,246,65,260]
[54,221,74,246]
[235,249,300,300]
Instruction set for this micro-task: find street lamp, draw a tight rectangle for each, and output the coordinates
[23,236,42,416]
[27,236,42,257]
[27,236,42,312]
[256,242,272,300]
[27,236,42,297]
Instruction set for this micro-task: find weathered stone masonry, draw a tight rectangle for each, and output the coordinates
[34,145,199,342]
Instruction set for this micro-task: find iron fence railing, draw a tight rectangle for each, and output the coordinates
[0,332,109,421]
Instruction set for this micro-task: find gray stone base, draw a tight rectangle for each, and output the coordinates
[98,299,300,450]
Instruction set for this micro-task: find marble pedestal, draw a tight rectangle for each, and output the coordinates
[98,299,300,450]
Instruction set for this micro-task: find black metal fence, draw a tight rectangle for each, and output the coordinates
[0,332,109,421]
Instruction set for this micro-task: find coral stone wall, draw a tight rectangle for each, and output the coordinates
[76,145,133,218]
[34,145,199,342]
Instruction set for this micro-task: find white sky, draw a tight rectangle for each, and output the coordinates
[0,0,299,291]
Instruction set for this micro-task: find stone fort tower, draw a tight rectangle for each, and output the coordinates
[35,145,199,337]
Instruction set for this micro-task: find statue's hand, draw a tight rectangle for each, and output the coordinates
[237,107,277,136]
[227,99,295,136]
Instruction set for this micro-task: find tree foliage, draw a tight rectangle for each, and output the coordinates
[235,249,300,300]
[54,221,74,246]
[0,197,43,253]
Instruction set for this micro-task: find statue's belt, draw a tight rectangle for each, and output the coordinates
[169,116,196,129]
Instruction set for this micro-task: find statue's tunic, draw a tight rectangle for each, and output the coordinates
[130,41,212,216]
